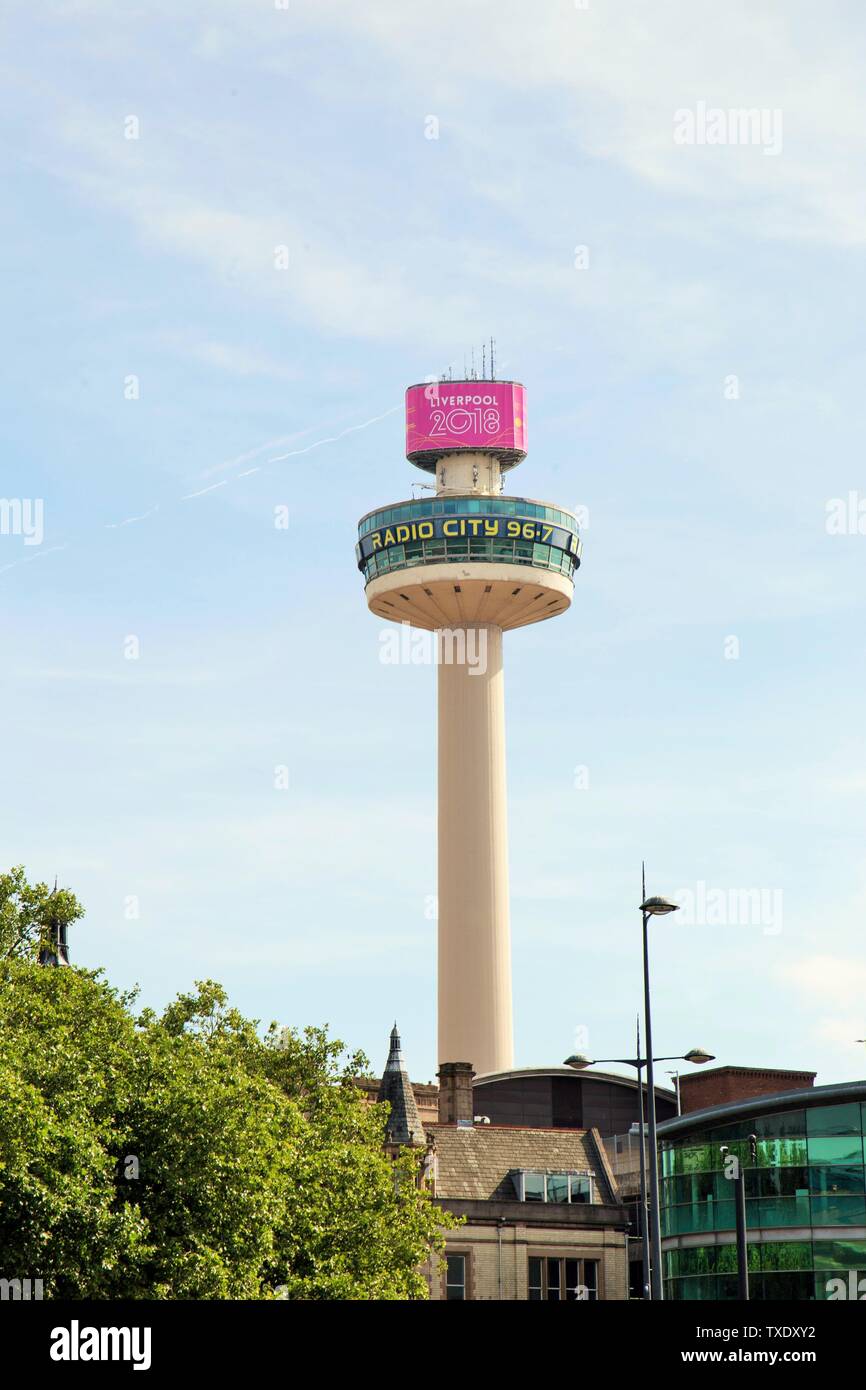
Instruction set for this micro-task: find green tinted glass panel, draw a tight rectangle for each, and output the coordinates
[759,1241,811,1271]
[811,1195,866,1225]
[757,1166,808,1197]
[807,1103,862,1137]
[813,1239,866,1270]
[753,1272,813,1301]
[809,1165,865,1195]
[747,1195,811,1228]
[714,1245,740,1274]
[676,1276,720,1300]
[808,1135,864,1165]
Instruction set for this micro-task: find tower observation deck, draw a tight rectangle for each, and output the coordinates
[356,376,581,1076]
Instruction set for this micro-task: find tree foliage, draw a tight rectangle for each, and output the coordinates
[0,866,83,961]
[0,961,449,1299]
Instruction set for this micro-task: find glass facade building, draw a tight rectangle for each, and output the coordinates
[659,1082,866,1300]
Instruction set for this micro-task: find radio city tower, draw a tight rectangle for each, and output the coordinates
[356,363,581,1076]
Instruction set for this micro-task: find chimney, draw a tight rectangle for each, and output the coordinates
[437,1062,475,1126]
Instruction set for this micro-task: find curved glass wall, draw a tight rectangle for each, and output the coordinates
[358,496,579,536]
[661,1100,866,1300]
[356,497,581,585]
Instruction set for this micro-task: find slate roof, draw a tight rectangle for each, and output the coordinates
[377,1023,427,1146]
[427,1123,620,1204]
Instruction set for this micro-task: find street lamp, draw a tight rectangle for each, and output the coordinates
[641,866,679,1302]
[563,1050,714,1070]
[721,1135,757,1300]
[666,1070,681,1115]
[564,1039,714,1299]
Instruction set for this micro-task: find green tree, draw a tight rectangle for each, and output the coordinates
[147,979,452,1299]
[0,866,84,961]
[0,961,448,1299]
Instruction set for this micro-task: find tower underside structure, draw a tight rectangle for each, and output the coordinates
[357,376,580,1077]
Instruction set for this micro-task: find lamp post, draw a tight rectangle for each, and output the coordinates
[635,1017,650,1299]
[564,1042,713,1299]
[721,1135,757,1300]
[640,864,679,1300]
[666,1069,682,1115]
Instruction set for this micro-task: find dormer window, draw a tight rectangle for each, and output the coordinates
[512,1171,593,1204]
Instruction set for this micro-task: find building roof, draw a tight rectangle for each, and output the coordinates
[679,1065,816,1083]
[659,1079,866,1140]
[473,1065,675,1102]
[427,1123,619,1204]
[376,1023,427,1146]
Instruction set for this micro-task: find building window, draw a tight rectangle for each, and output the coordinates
[446,1253,467,1301]
[513,1171,594,1204]
[528,1256,599,1301]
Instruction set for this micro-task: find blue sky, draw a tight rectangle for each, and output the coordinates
[2,1,866,1088]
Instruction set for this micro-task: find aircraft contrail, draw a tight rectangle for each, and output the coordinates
[264,405,400,464]
[0,544,69,577]
[105,505,160,529]
[0,402,400,580]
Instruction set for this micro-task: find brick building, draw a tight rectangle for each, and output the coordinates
[678,1065,816,1114]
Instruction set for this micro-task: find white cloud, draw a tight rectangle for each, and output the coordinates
[288,0,866,247]
[51,110,471,345]
[166,335,302,382]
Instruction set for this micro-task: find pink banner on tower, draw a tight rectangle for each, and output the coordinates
[405,381,527,459]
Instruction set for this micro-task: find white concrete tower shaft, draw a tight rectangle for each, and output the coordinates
[435,450,513,1075]
[437,620,512,1075]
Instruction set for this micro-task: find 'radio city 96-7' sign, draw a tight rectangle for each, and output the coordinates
[357,513,580,564]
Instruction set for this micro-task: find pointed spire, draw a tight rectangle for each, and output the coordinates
[378,1022,425,1145]
[38,879,70,968]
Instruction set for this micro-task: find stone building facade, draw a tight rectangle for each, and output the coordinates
[371,1034,629,1301]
